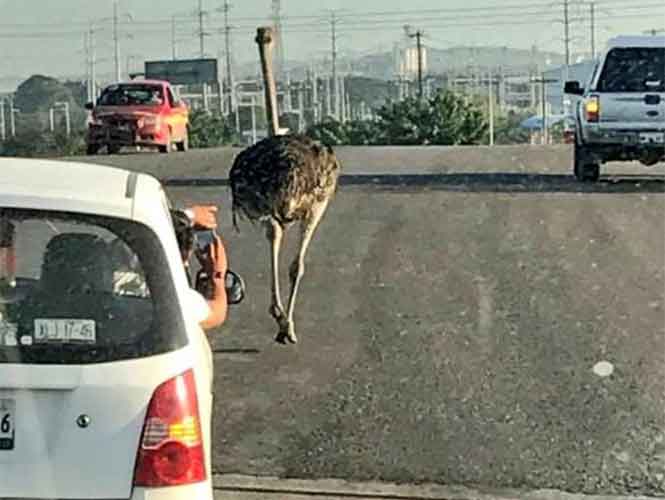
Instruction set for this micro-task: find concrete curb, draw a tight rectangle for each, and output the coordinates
[213,474,660,499]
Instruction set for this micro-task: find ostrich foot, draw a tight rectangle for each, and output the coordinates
[275,321,298,345]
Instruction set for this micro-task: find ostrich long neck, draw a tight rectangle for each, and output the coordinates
[256,27,280,137]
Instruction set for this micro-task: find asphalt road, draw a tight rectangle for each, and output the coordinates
[162,159,665,497]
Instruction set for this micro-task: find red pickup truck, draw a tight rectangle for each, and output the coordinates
[85,80,189,155]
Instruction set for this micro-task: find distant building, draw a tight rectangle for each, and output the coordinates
[393,34,428,81]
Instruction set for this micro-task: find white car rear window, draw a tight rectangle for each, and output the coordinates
[0,208,187,365]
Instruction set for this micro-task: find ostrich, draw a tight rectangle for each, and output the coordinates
[229,27,341,345]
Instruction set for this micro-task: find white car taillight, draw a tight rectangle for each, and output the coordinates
[133,369,206,487]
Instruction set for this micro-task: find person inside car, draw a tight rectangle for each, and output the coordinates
[109,204,227,332]
[171,205,228,332]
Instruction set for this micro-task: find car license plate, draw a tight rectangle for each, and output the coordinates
[34,319,96,344]
[0,399,15,450]
[639,132,665,144]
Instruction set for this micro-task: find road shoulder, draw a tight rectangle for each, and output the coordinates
[213,474,660,499]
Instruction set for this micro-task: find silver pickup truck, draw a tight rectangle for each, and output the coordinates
[565,36,665,181]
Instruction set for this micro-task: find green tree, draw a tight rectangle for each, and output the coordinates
[376,97,432,145]
[375,90,488,145]
[492,110,531,145]
[306,117,351,145]
[14,75,86,133]
[188,110,236,148]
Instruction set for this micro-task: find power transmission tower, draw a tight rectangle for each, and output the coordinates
[330,11,339,119]
[272,0,285,78]
[409,29,424,99]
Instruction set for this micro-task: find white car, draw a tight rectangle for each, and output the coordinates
[0,159,215,499]
[565,35,665,181]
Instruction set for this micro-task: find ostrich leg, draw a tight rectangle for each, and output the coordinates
[277,199,330,345]
[265,219,287,329]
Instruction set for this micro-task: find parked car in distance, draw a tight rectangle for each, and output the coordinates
[85,79,189,155]
[564,36,665,181]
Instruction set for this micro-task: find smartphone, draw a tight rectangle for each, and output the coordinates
[194,230,216,255]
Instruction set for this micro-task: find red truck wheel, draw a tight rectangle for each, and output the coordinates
[176,132,189,152]
[158,130,171,154]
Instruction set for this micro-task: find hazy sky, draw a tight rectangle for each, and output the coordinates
[0,0,662,86]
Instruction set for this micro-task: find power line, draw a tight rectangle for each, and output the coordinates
[1,0,660,28]
[0,1,660,31]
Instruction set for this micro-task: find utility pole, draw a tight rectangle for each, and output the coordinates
[330,11,338,119]
[271,0,285,79]
[285,71,293,112]
[297,84,304,132]
[113,0,121,81]
[409,30,424,99]
[197,0,209,111]
[251,94,257,144]
[541,75,547,145]
[340,75,346,123]
[198,0,205,58]
[325,75,332,117]
[64,103,71,136]
[0,99,6,141]
[311,66,319,123]
[89,24,97,101]
[488,69,495,147]
[9,98,18,138]
[590,1,596,59]
[172,15,177,59]
[563,0,571,66]
[531,73,558,145]
[222,0,234,114]
[83,31,90,102]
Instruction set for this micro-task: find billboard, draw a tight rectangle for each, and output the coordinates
[144,59,219,86]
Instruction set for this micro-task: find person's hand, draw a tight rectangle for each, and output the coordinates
[189,205,218,230]
[199,234,228,278]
